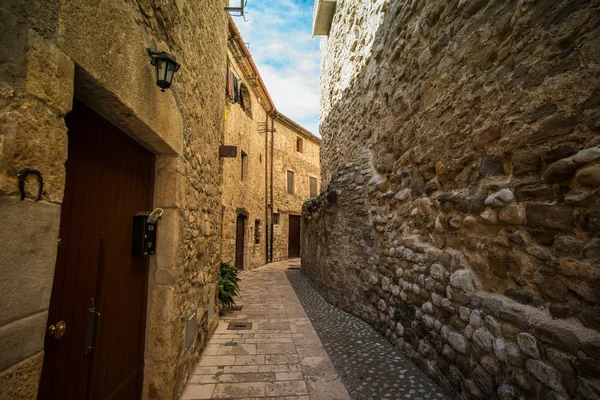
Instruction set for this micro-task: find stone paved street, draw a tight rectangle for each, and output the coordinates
[184,259,449,400]
[182,259,350,400]
[286,269,449,400]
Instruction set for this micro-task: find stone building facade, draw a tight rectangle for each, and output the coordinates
[0,1,227,399]
[220,20,273,271]
[271,114,321,262]
[221,19,321,270]
[304,1,600,400]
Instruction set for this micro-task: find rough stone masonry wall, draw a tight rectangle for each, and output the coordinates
[221,49,268,270]
[0,1,227,399]
[303,1,600,400]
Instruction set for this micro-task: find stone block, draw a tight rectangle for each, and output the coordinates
[517,333,541,359]
[480,155,505,177]
[472,364,494,395]
[147,323,183,362]
[144,359,177,399]
[573,147,600,165]
[526,204,574,231]
[526,359,564,392]
[578,377,600,400]
[148,285,180,326]
[448,331,469,354]
[498,205,525,225]
[450,270,475,291]
[0,197,60,326]
[0,351,43,400]
[154,156,185,209]
[473,328,494,353]
[0,100,68,202]
[0,311,47,371]
[576,165,600,187]
[25,29,74,115]
[542,158,576,183]
[152,208,182,284]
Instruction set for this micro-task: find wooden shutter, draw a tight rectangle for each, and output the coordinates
[310,177,317,197]
[287,171,295,194]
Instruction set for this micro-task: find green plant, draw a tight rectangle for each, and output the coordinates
[219,261,240,308]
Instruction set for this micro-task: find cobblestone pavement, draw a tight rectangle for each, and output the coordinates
[285,268,449,400]
[182,259,350,400]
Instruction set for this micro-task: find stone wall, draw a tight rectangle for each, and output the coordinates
[0,0,227,398]
[303,1,600,399]
[272,116,321,260]
[319,0,387,122]
[221,46,269,270]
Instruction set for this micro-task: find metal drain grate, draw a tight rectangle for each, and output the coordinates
[224,342,238,346]
[223,305,243,312]
[227,322,252,330]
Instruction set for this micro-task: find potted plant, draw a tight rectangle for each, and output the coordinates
[219,261,240,309]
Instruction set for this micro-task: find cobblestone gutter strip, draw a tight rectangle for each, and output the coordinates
[285,269,450,400]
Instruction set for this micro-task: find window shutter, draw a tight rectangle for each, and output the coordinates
[310,177,317,197]
[287,171,295,194]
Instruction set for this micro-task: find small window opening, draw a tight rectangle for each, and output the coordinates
[287,171,295,194]
[241,151,248,180]
[296,137,303,153]
[273,213,280,225]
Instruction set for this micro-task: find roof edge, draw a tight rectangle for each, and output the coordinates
[272,111,321,145]
[228,16,276,112]
[228,17,320,145]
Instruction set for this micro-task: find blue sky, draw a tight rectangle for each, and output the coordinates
[235,0,321,136]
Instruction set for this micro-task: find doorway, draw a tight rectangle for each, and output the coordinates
[288,215,301,258]
[39,101,155,400]
[235,215,246,269]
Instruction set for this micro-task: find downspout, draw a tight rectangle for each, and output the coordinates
[264,112,269,264]
[270,114,275,263]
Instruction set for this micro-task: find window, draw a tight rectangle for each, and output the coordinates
[296,137,303,153]
[254,220,261,244]
[287,171,295,194]
[273,213,280,225]
[310,176,318,197]
[241,151,248,180]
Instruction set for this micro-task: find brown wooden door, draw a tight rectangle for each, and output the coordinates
[39,101,154,400]
[288,215,301,258]
[235,215,246,269]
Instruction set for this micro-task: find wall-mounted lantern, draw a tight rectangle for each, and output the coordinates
[147,49,181,91]
[225,0,246,16]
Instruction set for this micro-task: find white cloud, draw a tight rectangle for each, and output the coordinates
[235,0,321,136]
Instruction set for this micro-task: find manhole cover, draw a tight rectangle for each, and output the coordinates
[227,322,252,330]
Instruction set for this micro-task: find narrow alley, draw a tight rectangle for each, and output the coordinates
[182,259,350,400]
[182,259,448,400]
[2,1,600,400]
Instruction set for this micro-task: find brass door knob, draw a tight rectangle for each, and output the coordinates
[48,321,67,339]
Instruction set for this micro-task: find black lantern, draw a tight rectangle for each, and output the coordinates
[147,49,181,91]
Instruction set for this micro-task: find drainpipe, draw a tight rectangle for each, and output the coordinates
[264,112,269,264]
[270,114,275,263]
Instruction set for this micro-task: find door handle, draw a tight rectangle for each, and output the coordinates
[85,306,101,355]
[48,321,67,339]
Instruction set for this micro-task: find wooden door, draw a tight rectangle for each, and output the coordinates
[288,215,301,258]
[235,215,246,269]
[39,101,155,400]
